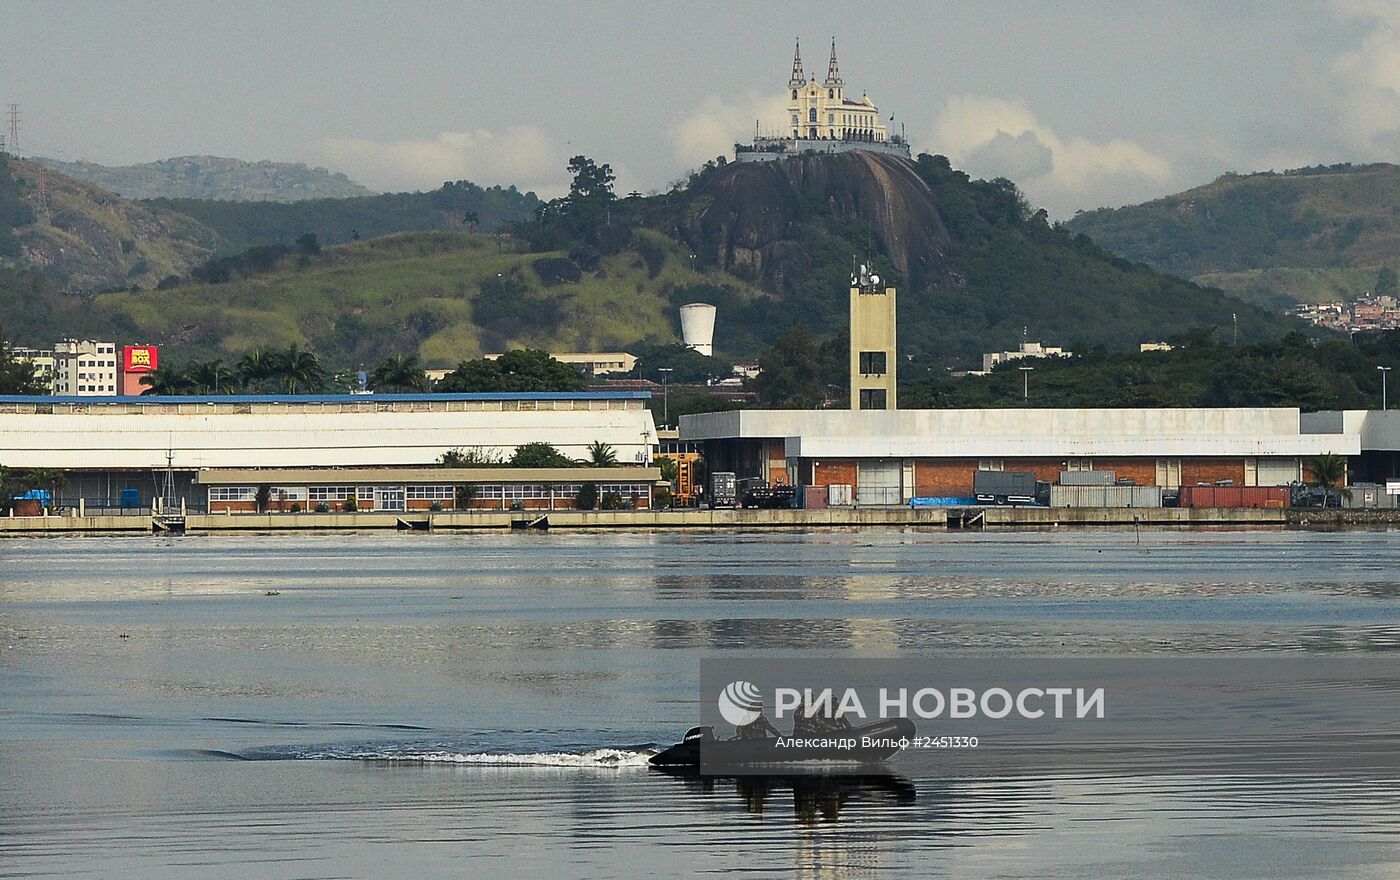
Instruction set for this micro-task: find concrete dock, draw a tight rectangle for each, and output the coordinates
[3,504,1383,534]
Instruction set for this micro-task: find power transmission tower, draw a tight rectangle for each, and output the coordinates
[6,105,17,156]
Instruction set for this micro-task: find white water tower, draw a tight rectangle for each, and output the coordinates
[679,302,716,357]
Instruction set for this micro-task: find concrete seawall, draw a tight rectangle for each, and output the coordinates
[0,505,1345,534]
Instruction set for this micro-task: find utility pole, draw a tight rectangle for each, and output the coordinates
[1380,365,1392,411]
[1019,365,1034,401]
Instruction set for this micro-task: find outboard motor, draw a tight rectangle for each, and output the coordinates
[682,726,714,743]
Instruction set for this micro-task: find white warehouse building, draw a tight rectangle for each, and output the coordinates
[0,392,658,511]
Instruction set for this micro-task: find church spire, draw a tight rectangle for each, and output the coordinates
[789,38,805,86]
[825,37,842,86]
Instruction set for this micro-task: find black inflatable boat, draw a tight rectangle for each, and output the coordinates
[649,717,916,769]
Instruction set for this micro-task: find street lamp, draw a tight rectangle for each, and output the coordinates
[1018,365,1034,401]
[658,367,674,427]
[1380,365,1392,411]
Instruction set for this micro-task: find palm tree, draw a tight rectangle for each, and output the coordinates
[1310,453,1351,503]
[185,359,236,394]
[140,364,193,395]
[581,440,618,468]
[236,350,273,393]
[368,354,427,392]
[271,345,326,394]
[21,467,66,506]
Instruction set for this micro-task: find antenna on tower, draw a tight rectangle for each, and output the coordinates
[6,105,17,156]
[36,165,50,224]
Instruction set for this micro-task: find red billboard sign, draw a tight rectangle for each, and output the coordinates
[123,345,158,373]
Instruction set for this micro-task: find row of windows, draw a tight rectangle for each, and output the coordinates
[857,351,887,376]
[406,485,454,500]
[212,483,654,503]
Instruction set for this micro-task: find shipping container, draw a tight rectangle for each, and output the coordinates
[1178,485,1291,509]
[1058,470,1116,487]
[973,470,1038,502]
[1050,485,1163,508]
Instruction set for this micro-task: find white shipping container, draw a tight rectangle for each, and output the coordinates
[1050,485,1163,508]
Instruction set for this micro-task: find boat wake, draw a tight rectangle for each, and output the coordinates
[247,743,657,768]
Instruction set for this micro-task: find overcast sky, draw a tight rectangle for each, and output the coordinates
[4,0,1400,215]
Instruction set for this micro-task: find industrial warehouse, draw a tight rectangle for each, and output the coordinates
[0,391,662,515]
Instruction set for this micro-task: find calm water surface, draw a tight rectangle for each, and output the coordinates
[2,528,1398,878]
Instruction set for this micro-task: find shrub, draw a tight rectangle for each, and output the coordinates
[653,487,672,508]
[314,501,329,513]
[455,483,481,508]
[289,503,302,513]
[429,501,444,511]
[600,491,624,510]
[576,482,599,510]
[342,497,358,512]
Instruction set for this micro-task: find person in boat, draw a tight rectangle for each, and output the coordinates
[735,709,782,739]
[792,711,853,736]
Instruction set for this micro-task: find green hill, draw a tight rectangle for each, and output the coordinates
[0,154,220,290]
[0,230,770,368]
[1063,163,1400,307]
[35,155,374,202]
[159,181,541,256]
[1,150,1308,370]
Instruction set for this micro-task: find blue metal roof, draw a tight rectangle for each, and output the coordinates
[0,391,652,404]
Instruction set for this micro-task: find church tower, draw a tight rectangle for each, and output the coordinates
[789,38,805,87]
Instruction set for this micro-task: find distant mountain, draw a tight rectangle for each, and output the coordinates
[34,155,374,202]
[0,155,218,291]
[1064,163,1400,308]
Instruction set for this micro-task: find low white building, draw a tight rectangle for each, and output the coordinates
[979,341,1071,375]
[0,391,657,509]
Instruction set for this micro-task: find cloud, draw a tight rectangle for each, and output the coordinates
[314,126,563,195]
[670,93,789,169]
[1330,0,1400,154]
[926,96,1172,216]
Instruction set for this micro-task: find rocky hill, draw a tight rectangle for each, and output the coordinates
[1063,163,1400,308]
[1,149,1307,368]
[0,155,219,291]
[35,155,373,202]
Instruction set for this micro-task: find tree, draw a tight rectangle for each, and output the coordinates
[0,330,45,394]
[185,359,236,394]
[140,365,193,396]
[576,482,599,510]
[236,350,274,392]
[1377,267,1398,299]
[566,156,617,207]
[296,232,321,255]
[752,326,830,408]
[582,441,618,467]
[271,345,326,394]
[654,456,679,482]
[509,442,575,468]
[1310,453,1348,491]
[436,349,587,393]
[368,353,427,392]
[440,447,504,466]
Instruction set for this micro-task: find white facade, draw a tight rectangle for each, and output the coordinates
[980,341,1072,374]
[0,393,658,470]
[1302,410,1400,451]
[683,408,1358,459]
[53,340,118,396]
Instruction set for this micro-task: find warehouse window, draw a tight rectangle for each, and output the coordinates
[1066,458,1093,471]
[978,459,1004,472]
[271,486,306,501]
[1155,459,1182,488]
[407,485,454,500]
[858,351,887,375]
[858,388,888,410]
[208,486,255,502]
[357,486,375,501]
[309,486,355,501]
